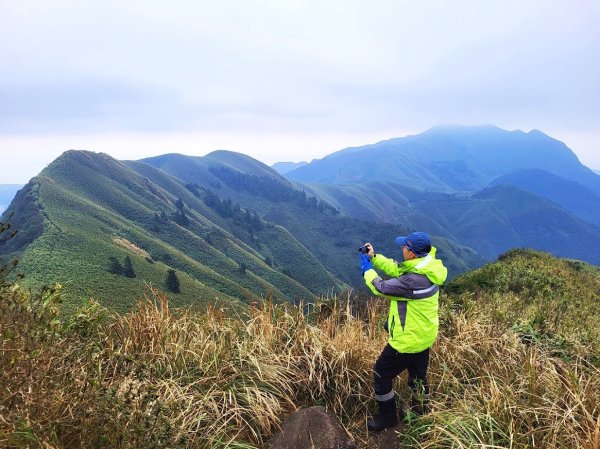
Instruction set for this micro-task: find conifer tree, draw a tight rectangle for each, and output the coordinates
[123,255,136,278]
[166,269,180,293]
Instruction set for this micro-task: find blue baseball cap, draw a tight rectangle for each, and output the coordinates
[395,231,431,257]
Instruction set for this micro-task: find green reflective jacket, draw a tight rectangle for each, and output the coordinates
[363,247,447,353]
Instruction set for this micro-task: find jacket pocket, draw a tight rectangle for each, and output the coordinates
[390,316,395,339]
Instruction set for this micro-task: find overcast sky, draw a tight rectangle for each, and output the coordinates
[1,0,599,183]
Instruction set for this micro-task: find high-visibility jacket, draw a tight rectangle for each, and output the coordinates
[363,247,447,353]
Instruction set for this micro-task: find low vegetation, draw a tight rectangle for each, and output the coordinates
[1,247,599,449]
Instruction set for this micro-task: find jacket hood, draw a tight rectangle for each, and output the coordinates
[397,246,447,285]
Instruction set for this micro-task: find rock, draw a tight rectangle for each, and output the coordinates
[270,406,357,449]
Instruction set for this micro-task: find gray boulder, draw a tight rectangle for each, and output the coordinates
[270,406,357,449]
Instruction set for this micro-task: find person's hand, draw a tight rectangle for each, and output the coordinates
[364,242,375,258]
[359,254,373,275]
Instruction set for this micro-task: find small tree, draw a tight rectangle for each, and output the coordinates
[123,255,136,278]
[166,269,180,293]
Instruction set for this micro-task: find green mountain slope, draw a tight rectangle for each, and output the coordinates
[139,152,485,282]
[1,151,342,312]
[464,185,600,262]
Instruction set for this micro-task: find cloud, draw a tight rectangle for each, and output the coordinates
[1,0,599,179]
[0,79,188,132]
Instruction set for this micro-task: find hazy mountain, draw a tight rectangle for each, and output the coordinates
[271,161,308,175]
[279,125,600,266]
[0,184,23,213]
[286,125,600,195]
[490,169,600,226]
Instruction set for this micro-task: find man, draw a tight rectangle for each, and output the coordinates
[359,231,447,432]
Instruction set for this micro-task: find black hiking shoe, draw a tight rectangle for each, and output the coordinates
[367,413,399,432]
[367,398,399,431]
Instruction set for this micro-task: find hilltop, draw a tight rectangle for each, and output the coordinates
[0,150,337,312]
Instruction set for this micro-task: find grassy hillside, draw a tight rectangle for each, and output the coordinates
[1,247,598,449]
[0,151,341,312]
[445,248,600,356]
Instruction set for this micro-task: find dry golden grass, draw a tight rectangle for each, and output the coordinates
[0,286,384,449]
[412,310,600,449]
[111,237,151,259]
[1,259,599,449]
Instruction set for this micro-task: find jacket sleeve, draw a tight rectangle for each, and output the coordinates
[363,269,385,297]
[371,254,400,277]
[364,269,438,300]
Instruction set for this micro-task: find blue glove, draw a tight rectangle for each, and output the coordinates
[359,254,373,275]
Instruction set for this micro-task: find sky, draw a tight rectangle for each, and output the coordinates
[1,0,599,184]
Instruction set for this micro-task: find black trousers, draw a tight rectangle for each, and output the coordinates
[373,344,430,400]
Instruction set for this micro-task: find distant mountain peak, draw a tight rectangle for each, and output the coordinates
[284,125,600,196]
[421,124,540,139]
